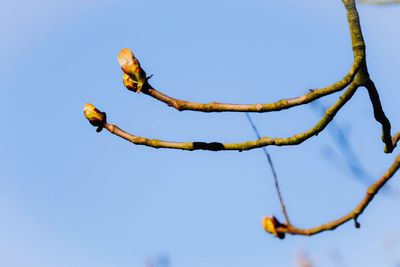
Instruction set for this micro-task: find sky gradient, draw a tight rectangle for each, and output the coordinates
[1,0,400,266]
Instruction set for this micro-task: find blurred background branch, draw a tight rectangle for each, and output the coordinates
[358,0,400,5]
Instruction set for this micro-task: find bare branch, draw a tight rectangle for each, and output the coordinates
[101,82,360,151]
[245,113,291,224]
[82,0,399,238]
[263,152,400,237]
[115,0,366,113]
[142,61,360,113]
[358,0,400,5]
[363,80,397,153]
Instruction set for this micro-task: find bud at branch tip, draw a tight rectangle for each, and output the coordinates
[262,216,285,239]
[83,103,107,132]
[117,47,148,93]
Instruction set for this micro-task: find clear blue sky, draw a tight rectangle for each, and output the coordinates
[1,0,399,266]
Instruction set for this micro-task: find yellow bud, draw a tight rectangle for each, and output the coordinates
[123,73,138,92]
[262,216,285,239]
[117,48,134,66]
[262,216,278,236]
[117,48,140,76]
[83,103,106,132]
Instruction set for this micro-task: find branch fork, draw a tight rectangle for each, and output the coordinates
[83,0,399,238]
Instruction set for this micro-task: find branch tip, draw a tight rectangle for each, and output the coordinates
[83,103,107,132]
[262,216,286,239]
[117,48,148,93]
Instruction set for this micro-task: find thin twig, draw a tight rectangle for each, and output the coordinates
[310,101,400,196]
[363,80,396,153]
[142,58,361,113]
[245,113,291,224]
[83,0,399,238]
[115,0,366,113]
[270,153,400,236]
[103,82,360,152]
[358,0,400,5]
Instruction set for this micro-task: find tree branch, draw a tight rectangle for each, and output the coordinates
[263,152,400,237]
[343,0,397,154]
[82,0,399,238]
[100,82,360,151]
[363,80,397,153]
[245,113,291,224]
[115,0,365,113]
[358,0,400,5]
[141,60,360,113]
